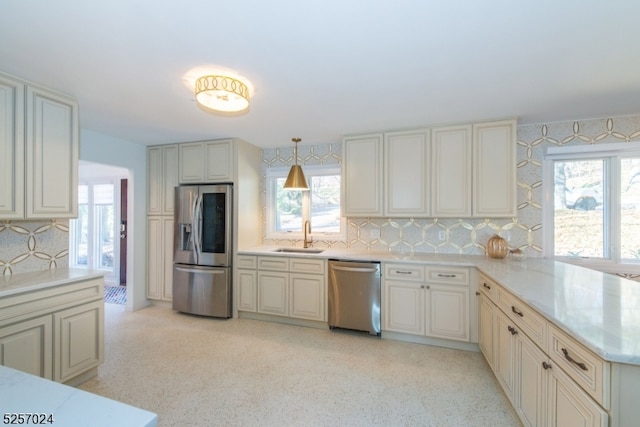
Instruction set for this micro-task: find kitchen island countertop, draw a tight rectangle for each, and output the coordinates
[0,365,157,427]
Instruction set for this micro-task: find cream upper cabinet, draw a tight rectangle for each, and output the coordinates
[384,129,430,216]
[179,139,233,183]
[472,120,517,217]
[0,72,78,219]
[25,85,79,218]
[0,74,25,218]
[205,140,232,182]
[147,144,179,215]
[343,119,516,219]
[342,134,384,217]
[431,125,472,217]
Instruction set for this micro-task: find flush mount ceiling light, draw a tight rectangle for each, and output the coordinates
[283,137,309,191]
[194,74,250,113]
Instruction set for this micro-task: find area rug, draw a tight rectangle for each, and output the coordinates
[104,286,127,305]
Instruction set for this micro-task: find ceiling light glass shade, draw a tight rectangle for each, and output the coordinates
[283,138,309,190]
[194,75,250,112]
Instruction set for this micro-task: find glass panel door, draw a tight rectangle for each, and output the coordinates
[70,185,89,266]
[69,181,119,285]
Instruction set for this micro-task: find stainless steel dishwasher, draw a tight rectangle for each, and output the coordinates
[328,259,381,335]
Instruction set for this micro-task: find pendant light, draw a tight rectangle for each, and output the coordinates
[283,137,308,190]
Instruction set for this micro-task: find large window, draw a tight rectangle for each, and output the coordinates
[266,165,344,240]
[544,143,640,269]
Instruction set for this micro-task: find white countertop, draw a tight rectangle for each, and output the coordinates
[0,365,157,427]
[0,268,105,298]
[239,245,482,265]
[476,258,640,365]
[239,246,640,365]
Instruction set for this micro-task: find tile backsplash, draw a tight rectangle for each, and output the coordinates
[0,220,69,275]
[262,115,640,266]
[2,114,640,277]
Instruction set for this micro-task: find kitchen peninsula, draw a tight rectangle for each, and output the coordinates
[237,247,640,426]
[0,268,105,385]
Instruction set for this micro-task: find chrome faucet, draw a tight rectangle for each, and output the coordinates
[303,220,312,248]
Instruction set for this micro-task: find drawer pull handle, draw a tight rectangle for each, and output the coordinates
[507,326,518,335]
[395,270,413,275]
[542,361,552,370]
[511,306,524,317]
[483,282,491,290]
[561,348,588,371]
[437,274,456,278]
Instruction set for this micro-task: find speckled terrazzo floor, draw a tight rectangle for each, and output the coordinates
[79,304,521,427]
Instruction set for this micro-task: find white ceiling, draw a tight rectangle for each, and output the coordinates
[2,1,640,148]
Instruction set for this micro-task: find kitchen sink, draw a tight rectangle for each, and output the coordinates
[272,248,325,254]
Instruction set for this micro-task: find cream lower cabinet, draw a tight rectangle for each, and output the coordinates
[478,292,495,368]
[237,256,258,312]
[0,315,52,379]
[238,255,326,323]
[383,263,470,342]
[53,300,103,383]
[0,276,104,385]
[146,217,174,301]
[479,273,607,427]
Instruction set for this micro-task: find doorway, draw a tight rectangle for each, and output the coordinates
[70,161,129,304]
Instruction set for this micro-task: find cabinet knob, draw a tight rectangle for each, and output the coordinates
[483,282,491,290]
[542,361,552,370]
[507,325,518,335]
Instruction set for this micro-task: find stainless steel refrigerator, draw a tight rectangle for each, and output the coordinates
[173,184,232,317]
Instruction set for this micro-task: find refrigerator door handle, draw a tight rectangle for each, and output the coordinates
[175,266,226,275]
[192,194,202,263]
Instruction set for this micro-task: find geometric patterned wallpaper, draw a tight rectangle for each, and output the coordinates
[0,220,69,275]
[3,114,640,279]
[262,114,640,282]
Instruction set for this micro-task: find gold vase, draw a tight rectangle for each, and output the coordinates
[487,234,508,259]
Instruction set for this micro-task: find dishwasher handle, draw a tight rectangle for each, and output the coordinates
[330,265,379,273]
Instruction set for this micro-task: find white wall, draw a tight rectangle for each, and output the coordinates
[80,129,149,311]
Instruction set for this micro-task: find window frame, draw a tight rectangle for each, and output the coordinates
[543,142,640,272]
[265,164,346,241]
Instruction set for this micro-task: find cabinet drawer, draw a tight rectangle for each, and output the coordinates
[496,287,546,349]
[257,257,289,271]
[548,324,610,409]
[289,258,325,274]
[384,263,424,281]
[237,255,257,269]
[477,273,497,301]
[426,266,469,285]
